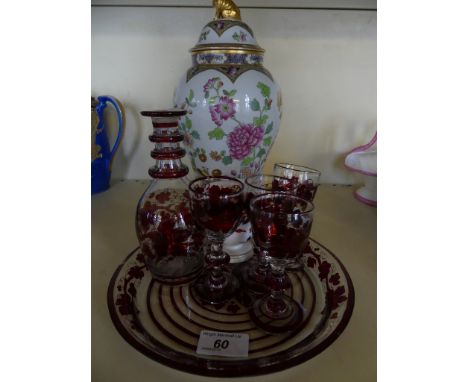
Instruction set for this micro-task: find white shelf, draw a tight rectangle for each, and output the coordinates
[91,0,377,10]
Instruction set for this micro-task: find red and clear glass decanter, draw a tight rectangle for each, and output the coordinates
[136,109,203,284]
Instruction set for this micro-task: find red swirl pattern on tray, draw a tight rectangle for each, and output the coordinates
[108,239,354,377]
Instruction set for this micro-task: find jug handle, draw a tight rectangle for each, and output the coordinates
[97,95,124,159]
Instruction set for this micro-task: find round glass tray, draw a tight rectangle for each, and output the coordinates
[107,239,354,377]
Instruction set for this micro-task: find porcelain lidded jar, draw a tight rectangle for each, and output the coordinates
[174,0,282,180]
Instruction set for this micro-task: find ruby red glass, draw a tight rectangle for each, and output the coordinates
[136,109,203,285]
[272,164,321,271]
[244,174,298,206]
[249,193,314,333]
[241,174,299,295]
[189,176,245,304]
[273,163,321,202]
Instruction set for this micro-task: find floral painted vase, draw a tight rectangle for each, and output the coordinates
[174,3,282,180]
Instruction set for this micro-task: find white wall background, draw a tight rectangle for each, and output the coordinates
[91,6,376,184]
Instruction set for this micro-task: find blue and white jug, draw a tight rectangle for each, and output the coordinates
[91,96,123,194]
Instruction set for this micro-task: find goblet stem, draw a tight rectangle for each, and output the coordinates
[256,250,269,275]
[265,264,291,317]
[240,247,270,296]
[251,249,270,284]
[194,234,239,304]
[250,260,303,333]
[206,236,230,289]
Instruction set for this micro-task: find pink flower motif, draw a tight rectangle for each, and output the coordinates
[227,124,264,160]
[209,106,223,126]
[203,78,216,93]
[214,96,236,120]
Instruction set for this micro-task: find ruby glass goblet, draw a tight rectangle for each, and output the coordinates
[249,193,314,333]
[188,176,244,304]
[242,175,298,295]
[273,163,321,271]
[273,163,321,202]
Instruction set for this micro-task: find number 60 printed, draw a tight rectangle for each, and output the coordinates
[197,330,249,358]
[214,339,230,349]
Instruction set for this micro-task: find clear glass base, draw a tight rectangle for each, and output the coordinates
[147,255,203,285]
[249,295,304,334]
[192,269,240,305]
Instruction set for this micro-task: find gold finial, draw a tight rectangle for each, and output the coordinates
[213,0,241,20]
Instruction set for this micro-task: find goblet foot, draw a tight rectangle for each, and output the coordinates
[192,270,240,305]
[146,255,204,285]
[249,295,304,334]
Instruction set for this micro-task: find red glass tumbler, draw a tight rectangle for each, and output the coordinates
[273,163,321,202]
[273,163,321,271]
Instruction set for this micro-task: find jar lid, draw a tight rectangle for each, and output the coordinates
[191,4,264,55]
